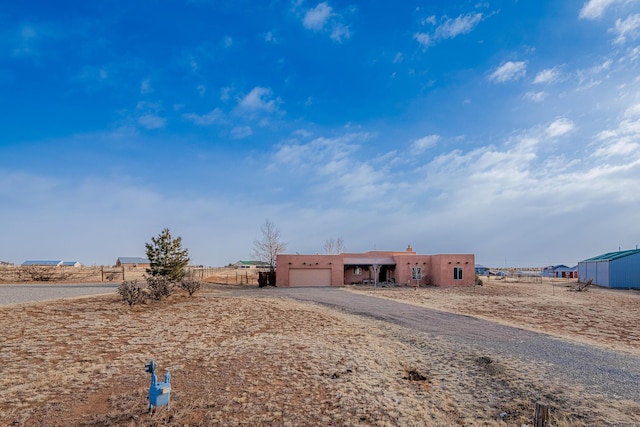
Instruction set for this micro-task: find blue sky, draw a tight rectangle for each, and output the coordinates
[2,0,640,268]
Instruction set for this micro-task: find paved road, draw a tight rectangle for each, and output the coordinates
[0,283,119,305]
[221,286,640,403]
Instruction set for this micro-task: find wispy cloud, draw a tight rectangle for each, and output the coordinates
[236,86,281,114]
[11,22,61,57]
[533,67,561,84]
[524,91,546,102]
[593,102,640,158]
[135,101,166,129]
[303,2,332,30]
[610,13,640,44]
[579,0,618,20]
[415,12,484,49]
[435,13,483,39]
[182,108,226,126]
[411,135,440,155]
[414,32,432,48]
[138,114,166,129]
[231,126,253,139]
[546,118,576,138]
[300,2,351,42]
[140,79,153,95]
[489,61,527,83]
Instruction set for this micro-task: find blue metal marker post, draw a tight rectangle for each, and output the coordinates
[145,360,171,413]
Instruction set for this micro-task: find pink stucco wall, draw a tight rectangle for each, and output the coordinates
[276,249,475,287]
[276,254,343,287]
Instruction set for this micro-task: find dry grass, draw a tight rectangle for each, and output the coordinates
[1,283,639,426]
[348,277,640,356]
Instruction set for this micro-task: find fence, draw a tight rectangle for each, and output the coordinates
[0,265,266,285]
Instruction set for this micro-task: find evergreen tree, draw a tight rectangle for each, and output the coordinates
[145,228,190,282]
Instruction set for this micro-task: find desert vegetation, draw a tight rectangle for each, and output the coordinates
[1,280,640,425]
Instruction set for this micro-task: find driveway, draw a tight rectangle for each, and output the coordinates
[0,283,119,305]
[221,286,640,403]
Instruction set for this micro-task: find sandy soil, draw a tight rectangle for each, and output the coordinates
[1,282,639,426]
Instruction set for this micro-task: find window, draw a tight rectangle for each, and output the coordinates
[411,267,422,280]
[454,267,463,280]
[353,267,362,275]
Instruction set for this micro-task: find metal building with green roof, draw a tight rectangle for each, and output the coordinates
[577,249,640,289]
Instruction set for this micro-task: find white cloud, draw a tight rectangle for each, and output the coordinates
[592,102,640,157]
[414,32,432,48]
[610,13,640,44]
[231,126,253,139]
[303,3,332,30]
[237,86,280,113]
[197,85,206,96]
[579,0,617,20]
[223,36,233,48]
[300,2,351,42]
[533,67,561,84]
[264,31,279,43]
[411,135,440,154]
[137,114,166,129]
[140,79,153,95]
[489,61,527,83]
[330,23,351,42]
[434,13,483,39]
[415,13,484,49]
[182,108,226,126]
[546,118,576,137]
[422,15,437,25]
[524,91,546,102]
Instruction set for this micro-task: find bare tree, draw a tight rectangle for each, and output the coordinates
[252,219,286,272]
[323,237,345,254]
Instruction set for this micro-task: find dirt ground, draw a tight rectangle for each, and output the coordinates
[1,280,640,426]
[349,277,640,356]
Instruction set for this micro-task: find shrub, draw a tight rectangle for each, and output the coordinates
[146,276,175,300]
[475,275,483,286]
[118,280,146,307]
[180,278,202,296]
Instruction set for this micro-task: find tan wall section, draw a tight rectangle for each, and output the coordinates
[276,254,343,287]
[430,254,475,286]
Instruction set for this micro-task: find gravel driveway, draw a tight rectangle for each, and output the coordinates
[0,283,119,305]
[222,286,640,403]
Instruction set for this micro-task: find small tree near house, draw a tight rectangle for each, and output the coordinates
[145,228,190,283]
[252,219,286,272]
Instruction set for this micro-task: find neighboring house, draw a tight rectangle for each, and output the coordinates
[61,261,82,267]
[233,260,271,270]
[276,245,475,287]
[542,265,577,278]
[578,249,640,289]
[22,260,63,266]
[489,271,509,277]
[475,264,488,275]
[116,257,151,268]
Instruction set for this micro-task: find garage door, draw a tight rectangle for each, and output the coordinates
[289,268,332,287]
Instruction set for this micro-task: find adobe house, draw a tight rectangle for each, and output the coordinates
[276,245,475,287]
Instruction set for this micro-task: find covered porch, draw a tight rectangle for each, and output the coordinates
[343,257,396,286]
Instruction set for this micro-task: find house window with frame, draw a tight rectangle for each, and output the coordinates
[411,267,422,280]
[353,267,362,275]
[454,267,463,280]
